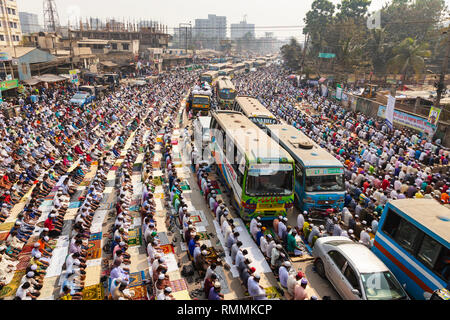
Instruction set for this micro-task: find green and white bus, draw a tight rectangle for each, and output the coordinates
[210,110,295,221]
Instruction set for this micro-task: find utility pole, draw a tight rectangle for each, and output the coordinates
[435,28,450,110]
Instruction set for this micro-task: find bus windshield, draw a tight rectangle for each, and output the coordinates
[193,96,210,105]
[219,89,236,100]
[201,76,212,83]
[246,163,294,196]
[305,172,344,192]
[360,272,407,300]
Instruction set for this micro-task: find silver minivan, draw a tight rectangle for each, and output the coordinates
[312,236,409,300]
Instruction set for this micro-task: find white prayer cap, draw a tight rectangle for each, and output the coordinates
[303,211,308,215]
[283,217,288,222]
[254,273,261,279]
[44,236,49,241]
[362,220,367,225]
[201,250,208,256]
[35,252,42,259]
[164,287,172,293]
[278,215,283,220]
[276,244,282,250]
[367,228,372,233]
[319,225,325,230]
[30,264,37,271]
[158,274,165,280]
[348,229,354,234]
[283,261,291,267]
[27,271,34,278]
[34,242,40,248]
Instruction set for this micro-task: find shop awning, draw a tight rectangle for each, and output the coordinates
[318,77,327,83]
[100,61,118,67]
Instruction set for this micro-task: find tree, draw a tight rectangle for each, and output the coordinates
[336,0,372,21]
[303,0,336,55]
[387,37,432,81]
[280,38,303,71]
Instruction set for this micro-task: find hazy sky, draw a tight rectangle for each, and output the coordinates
[15,0,449,39]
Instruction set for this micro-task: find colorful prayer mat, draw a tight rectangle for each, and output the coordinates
[110,166,118,171]
[129,205,139,212]
[265,286,283,299]
[160,244,175,255]
[196,232,210,240]
[16,252,32,271]
[89,232,103,241]
[190,215,202,223]
[128,270,146,288]
[153,177,163,186]
[79,180,90,187]
[127,228,142,247]
[154,192,164,199]
[180,181,191,191]
[129,285,147,300]
[68,201,81,209]
[205,247,220,265]
[171,140,178,145]
[0,232,8,241]
[170,279,188,292]
[0,222,14,232]
[82,283,105,300]
[0,270,26,298]
[152,161,161,169]
[86,239,102,260]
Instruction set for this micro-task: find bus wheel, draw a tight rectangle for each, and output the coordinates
[314,258,326,278]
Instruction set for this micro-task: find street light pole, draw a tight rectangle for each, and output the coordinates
[435,28,450,110]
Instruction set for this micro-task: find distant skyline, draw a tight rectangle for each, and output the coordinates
[16,0,448,40]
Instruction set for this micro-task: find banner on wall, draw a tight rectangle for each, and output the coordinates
[427,107,441,128]
[385,95,395,129]
[377,105,434,135]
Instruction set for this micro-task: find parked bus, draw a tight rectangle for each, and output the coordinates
[200,71,219,85]
[371,199,450,300]
[266,124,345,212]
[253,59,267,67]
[232,63,245,74]
[218,68,235,78]
[216,76,237,108]
[232,96,278,127]
[210,110,295,220]
[209,63,228,71]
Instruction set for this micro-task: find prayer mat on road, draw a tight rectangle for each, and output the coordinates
[152,161,160,169]
[180,181,190,191]
[128,270,146,288]
[82,283,105,300]
[127,228,142,246]
[196,232,210,240]
[129,205,139,212]
[68,201,81,209]
[0,232,7,241]
[89,232,103,241]
[170,279,188,292]
[86,239,102,260]
[160,244,175,255]
[154,193,164,199]
[16,253,32,271]
[129,285,147,300]
[79,180,90,187]
[190,215,202,223]
[153,177,163,186]
[132,163,143,172]
[171,140,178,145]
[110,166,118,171]
[0,270,26,298]
[265,286,283,299]
[0,222,14,232]
[21,245,34,254]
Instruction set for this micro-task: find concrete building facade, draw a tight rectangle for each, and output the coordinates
[193,14,226,40]
[19,11,41,34]
[230,20,255,40]
[0,0,22,47]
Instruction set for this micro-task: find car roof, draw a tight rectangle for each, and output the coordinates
[338,243,389,273]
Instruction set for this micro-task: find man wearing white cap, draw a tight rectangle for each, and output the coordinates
[249,216,261,239]
[360,227,372,248]
[248,273,267,300]
[271,244,283,269]
[297,211,307,231]
[279,261,292,288]
[157,287,175,300]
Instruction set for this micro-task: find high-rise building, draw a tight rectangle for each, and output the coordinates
[231,20,255,40]
[0,0,22,46]
[193,14,226,40]
[19,12,41,34]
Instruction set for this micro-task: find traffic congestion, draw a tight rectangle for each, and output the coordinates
[0,56,448,302]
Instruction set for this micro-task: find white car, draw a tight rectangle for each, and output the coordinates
[312,236,409,300]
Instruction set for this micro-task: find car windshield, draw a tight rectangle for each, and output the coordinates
[305,173,345,192]
[360,272,407,300]
[246,163,294,196]
[72,94,86,99]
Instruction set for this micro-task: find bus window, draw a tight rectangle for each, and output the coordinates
[394,218,421,253]
[305,174,345,192]
[381,208,402,237]
[434,248,450,282]
[417,235,442,269]
[246,164,293,197]
[233,149,245,185]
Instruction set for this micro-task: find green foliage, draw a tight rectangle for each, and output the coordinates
[281,38,303,71]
